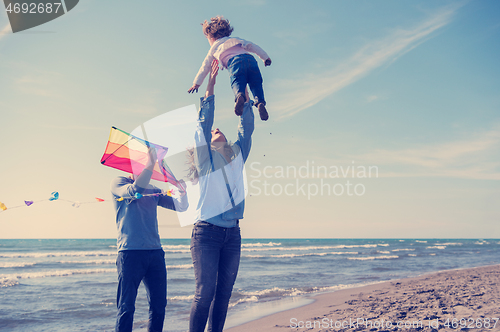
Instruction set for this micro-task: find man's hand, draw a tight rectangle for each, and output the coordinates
[208,59,219,83]
[265,58,272,67]
[188,84,200,93]
[177,179,187,196]
[145,147,157,170]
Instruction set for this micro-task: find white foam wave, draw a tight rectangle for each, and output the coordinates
[242,244,378,252]
[245,251,358,259]
[167,264,192,269]
[348,255,399,261]
[162,244,190,250]
[426,246,446,250]
[0,251,116,259]
[163,249,190,254]
[415,240,427,243]
[0,277,20,287]
[0,262,37,268]
[377,244,389,247]
[377,251,391,254]
[168,295,194,301]
[242,242,282,248]
[58,260,116,265]
[0,268,115,280]
[231,284,364,307]
[392,248,415,252]
[408,254,417,257]
[437,242,462,246]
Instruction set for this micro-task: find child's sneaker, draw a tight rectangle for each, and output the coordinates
[234,94,245,116]
[257,103,269,121]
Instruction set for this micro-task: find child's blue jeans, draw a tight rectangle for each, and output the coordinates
[115,249,167,332]
[227,53,266,106]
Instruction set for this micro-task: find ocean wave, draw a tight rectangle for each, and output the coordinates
[0,277,20,287]
[0,262,37,268]
[230,283,366,307]
[163,250,191,254]
[0,268,115,280]
[162,244,190,250]
[415,240,427,243]
[408,254,417,257]
[377,251,391,254]
[392,248,415,252]
[436,242,462,246]
[378,244,389,247]
[426,246,446,250]
[58,260,116,265]
[348,255,399,261]
[168,295,194,302]
[0,251,116,259]
[242,244,379,252]
[244,251,358,259]
[167,264,193,269]
[242,242,282,248]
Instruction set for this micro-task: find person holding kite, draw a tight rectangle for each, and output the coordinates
[110,147,188,332]
[187,59,254,332]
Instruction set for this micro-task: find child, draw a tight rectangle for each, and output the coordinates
[188,16,272,121]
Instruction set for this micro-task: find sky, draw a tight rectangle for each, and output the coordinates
[0,0,499,239]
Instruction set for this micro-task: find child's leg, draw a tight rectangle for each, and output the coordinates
[246,58,265,106]
[246,59,268,121]
[227,56,248,116]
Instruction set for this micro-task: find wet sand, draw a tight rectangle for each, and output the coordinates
[226,265,500,331]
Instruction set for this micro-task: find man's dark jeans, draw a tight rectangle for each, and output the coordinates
[189,221,241,332]
[116,249,167,332]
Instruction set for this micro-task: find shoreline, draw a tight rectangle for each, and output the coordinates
[226,264,500,331]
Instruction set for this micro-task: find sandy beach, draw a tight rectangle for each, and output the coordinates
[227,265,500,332]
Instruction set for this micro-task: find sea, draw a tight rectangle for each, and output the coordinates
[1,238,499,332]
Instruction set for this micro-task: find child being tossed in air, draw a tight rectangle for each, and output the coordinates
[188,16,272,121]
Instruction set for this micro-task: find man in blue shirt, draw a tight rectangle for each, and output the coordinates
[111,147,188,332]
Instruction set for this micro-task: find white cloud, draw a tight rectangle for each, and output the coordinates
[354,127,500,180]
[15,74,62,98]
[272,5,460,120]
[0,23,11,41]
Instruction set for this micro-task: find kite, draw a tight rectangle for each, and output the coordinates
[49,192,59,201]
[1,192,60,212]
[1,189,180,213]
[100,126,185,191]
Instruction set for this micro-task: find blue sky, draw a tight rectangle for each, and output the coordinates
[0,0,499,238]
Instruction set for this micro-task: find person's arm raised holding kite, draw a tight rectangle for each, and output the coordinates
[109,145,188,331]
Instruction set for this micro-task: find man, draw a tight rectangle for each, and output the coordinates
[111,147,188,332]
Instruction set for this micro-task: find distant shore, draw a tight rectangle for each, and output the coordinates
[226,264,500,332]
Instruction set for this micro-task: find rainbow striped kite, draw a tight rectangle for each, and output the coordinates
[100,126,184,190]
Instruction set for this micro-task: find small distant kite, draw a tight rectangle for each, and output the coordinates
[100,126,184,191]
[0,192,60,212]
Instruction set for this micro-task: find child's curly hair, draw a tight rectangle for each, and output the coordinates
[202,16,234,40]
